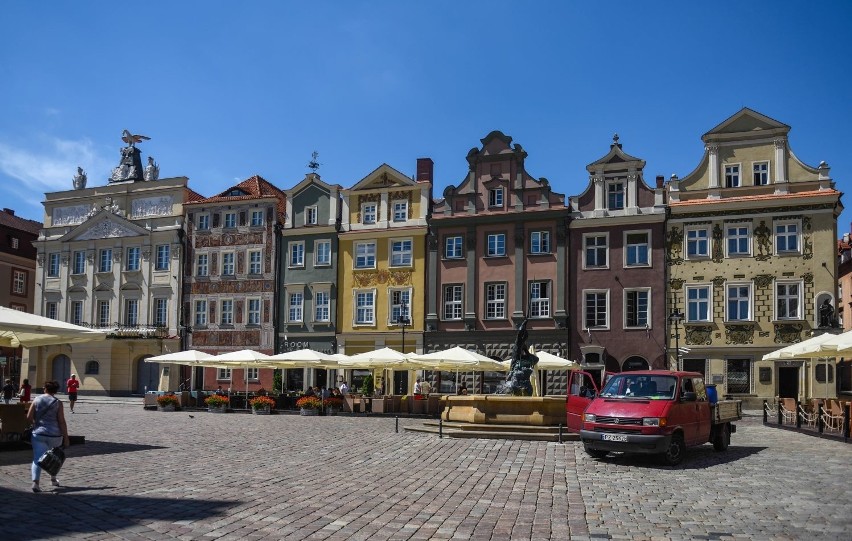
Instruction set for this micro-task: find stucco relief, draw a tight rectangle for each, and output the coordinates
[52,205,95,226]
[352,269,412,288]
[666,227,683,264]
[669,278,684,291]
[685,326,713,345]
[774,323,803,344]
[724,324,754,345]
[802,236,813,260]
[711,224,724,263]
[801,272,813,284]
[190,279,268,295]
[754,220,772,261]
[131,196,173,218]
[753,274,773,288]
[76,220,139,240]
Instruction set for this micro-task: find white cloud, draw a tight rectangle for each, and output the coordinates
[0,136,112,194]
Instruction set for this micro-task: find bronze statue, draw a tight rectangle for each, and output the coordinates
[498,319,539,396]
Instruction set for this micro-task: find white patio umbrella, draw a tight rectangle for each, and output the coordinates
[214,350,274,408]
[531,351,578,370]
[338,347,419,395]
[761,332,839,361]
[146,350,215,362]
[0,306,107,348]
[408,347,508,394]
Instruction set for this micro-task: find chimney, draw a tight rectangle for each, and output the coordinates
[416,158,434,183]
[3,208,14,216]
[655,175,665,189]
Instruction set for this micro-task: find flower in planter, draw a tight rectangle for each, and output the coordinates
[205,394,230,408]
[323,397,344,410]
[156,394,180,408]
[295,396,322,410]
[249,395,276,410]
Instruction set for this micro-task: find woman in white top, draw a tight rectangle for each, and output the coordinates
[26,380,70,492]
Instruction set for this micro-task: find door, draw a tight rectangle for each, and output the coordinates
[393,370,408,395]
[673,376,701,445]
[778,366,799,399]
[566,371,599,432]
[314,368,327,389]
[51,354,71,392]
[136,356,159,394]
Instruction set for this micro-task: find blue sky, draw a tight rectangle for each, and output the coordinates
[2,2,851,230]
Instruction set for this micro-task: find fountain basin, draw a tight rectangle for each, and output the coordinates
[441,395,565,426]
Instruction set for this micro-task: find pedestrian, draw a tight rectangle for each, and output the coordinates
[18,378,32,403]
[2,378,16,404]
[26,380,70,492]
[66,374,80,413]
[413,377,422,396]
[421,378,432,395]
[339,381,349,395]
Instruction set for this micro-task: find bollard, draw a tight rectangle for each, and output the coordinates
[818,402,824,434]
[395,415,399,433]
[439,418,443,439]
[558,424,563,444]
[845,404,850,443]
[777,399,782,425]
[795,400,801,429]
[763,400,768,424]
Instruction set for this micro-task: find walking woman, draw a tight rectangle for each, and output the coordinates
[26,380,70,492]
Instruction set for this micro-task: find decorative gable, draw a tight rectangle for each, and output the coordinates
[351,164,414,191]
[62,211,148,242]
[702,108,790,142]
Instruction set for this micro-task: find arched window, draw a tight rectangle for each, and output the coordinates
[85,360,99,375]
[622,356,649,372]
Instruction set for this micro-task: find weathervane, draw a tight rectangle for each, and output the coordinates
[308,151,320,172]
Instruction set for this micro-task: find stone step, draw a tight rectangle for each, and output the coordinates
[421,421,565,433]
[404,424,580,442]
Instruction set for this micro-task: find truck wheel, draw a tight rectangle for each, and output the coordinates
[662,433,685,465]
[713,423,730,452]
[584,446,608,459]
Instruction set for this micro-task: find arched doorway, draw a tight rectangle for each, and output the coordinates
[136,355,158,395]
[622,356,650,372]
[51,354,71,392]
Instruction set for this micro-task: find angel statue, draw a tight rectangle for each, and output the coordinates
[72,166,87,190]
[144,156,160,181]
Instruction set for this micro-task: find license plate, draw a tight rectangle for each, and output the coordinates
[601,433,628,442]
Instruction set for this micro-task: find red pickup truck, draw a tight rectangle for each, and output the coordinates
[566,370,742,465]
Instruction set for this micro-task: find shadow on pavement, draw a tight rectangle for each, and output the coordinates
[0,440,167,466]
[592,445,767,469]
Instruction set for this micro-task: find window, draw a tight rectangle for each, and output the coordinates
[530,231,551,255]
[244,367,259,381]
[47,253,60,277]
[607,182,625,210]
[155,245,170,271]
[46,302,58,320]
[289,242,304,268]
[355,241,376,269]
[686,285,711,322]
[392,200,408,222]
[248,250,262,274]
[250,210,264,227]
[126,247,140,271]
[10,237,18,249]
[85,360,99,375]
[195,300,208,326]
[72,301,83,326]
[816,363,835,384]
[625,289,650,328]
[445,236,463,259]
[224,212,237,228]
[315,240,331,266]
[727,283,751,321]
[196,254,209,276]
[488,188,504,208]
[154,298,168,327]
[305,206,318,225]
[584,234,608,268]
[222,253,235,276]
[443,285,463,320]
[584,291,608,328]
[197,214,210,230]
[726,358,751,394]
[390,289,411,324]
[724,164,740,188]
[125,299,139,326]
[776,281,801,320]
[625,232,650,267]
[12,270,25,294]
[288,293,303,322]
[217,368,232,381]
[486,233,506,257]
[775,221,799,254]
[72,251,86,275]
[686,228,709,258]
[529,281,550,318]
[315,291,330,322]
[247,298,261,325]
[99,249,112,273]
[355,290,375,324]
[98,300,110,326]
[390,239,412,267]
[220,300,234,325]
[485,283,506,319]
[753,162,769,185]
[726,225,751,257]
[362,203,377,224]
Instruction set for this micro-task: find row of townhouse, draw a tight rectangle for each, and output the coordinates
[21,108,843,406]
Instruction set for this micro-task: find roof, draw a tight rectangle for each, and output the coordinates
[0,209,41,235]
[185,175,286,218]
[670,189,840,208]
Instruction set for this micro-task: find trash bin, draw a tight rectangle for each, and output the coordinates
[706,384,718,404]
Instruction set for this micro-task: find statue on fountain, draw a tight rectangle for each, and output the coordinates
[499,319,539,396]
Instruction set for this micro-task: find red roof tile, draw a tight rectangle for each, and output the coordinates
[185,175,286,219]
[0,209,41,235]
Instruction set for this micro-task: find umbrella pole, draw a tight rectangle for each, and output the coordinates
[245,363,249,411]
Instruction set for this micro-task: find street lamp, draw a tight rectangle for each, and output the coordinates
[669,308,684,370]
[397,303,411,395]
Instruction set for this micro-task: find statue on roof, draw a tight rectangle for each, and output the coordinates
[110,129,148,183]
[144,156,160,181]
[72,166,87,190]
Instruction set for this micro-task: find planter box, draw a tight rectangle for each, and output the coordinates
[157,405,176,412]
[300,408,318,416]
[252,407,271,415]
[208,406,227,414]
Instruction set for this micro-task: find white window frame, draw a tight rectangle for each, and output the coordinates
[443,284,463,320]
[530,231,551,255]
[685,284,713,323]
[725,224,752,258]
[753,161,769,185]
[529,281,551,319]
[486,233,506,257]
[607,181,625,210]
[12,270,25,294]
[361,203,377,225]
[624,288,651,329]
[724,164,741,188]
[389,289,412,325]
[45,301,58,320]
[315,240,331,266]
[72,251,86,275]
[220,299,234,325]
[10,237,18,249]
[488,188,504,208]
[217,368,232,381]
[154,298,168,327]
[248,250,262,275]
[47,253,60,277]
[98,300,110,326]
[775,220,801,255]
[98,249,113,273]
[685,227,710,259]
[124,299,139,326]
[354,241,376,269]
[250,210,264,227]
[197,213,210,231]
[155,245,170,271]
[354,289,376,326]
[224,212,237,229]
[125,247,140,272]
[445,236,463,259]
[71,301,84,326]
[583,289,609,330]
[583,233,609,269]
[289,242,305,268]
[221,252,235,276]
[288,292,304,323]
[485,282,507,320]
[196,254,209,277]
[392,200,408,222]
[314,289,330,323]
[624,230,651,268]
[244,367,259,382]
[775,280,802,321]
[390,238,413,267]
[247,298,261,325]
[195,300,208,326]
[305,206,318,225]
[726,282,753,322]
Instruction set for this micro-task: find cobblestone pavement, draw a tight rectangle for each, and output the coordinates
[0,401,850,541]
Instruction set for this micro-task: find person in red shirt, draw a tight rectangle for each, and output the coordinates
[66,374,80,413]
[18,378,31,403]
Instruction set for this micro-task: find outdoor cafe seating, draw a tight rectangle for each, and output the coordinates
[0,403,29,442]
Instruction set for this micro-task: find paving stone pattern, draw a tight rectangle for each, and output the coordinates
[0,401,849,540]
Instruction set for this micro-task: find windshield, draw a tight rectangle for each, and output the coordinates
[600,374,677,399]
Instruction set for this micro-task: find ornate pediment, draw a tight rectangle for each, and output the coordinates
[70,215,146,241]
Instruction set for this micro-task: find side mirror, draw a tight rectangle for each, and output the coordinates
[682,391,697,402]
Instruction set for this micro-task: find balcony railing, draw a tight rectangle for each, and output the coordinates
[79,323,170,339]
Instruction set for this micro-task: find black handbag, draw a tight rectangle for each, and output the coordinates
[21,426,33,443]
[37,445,66,477]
